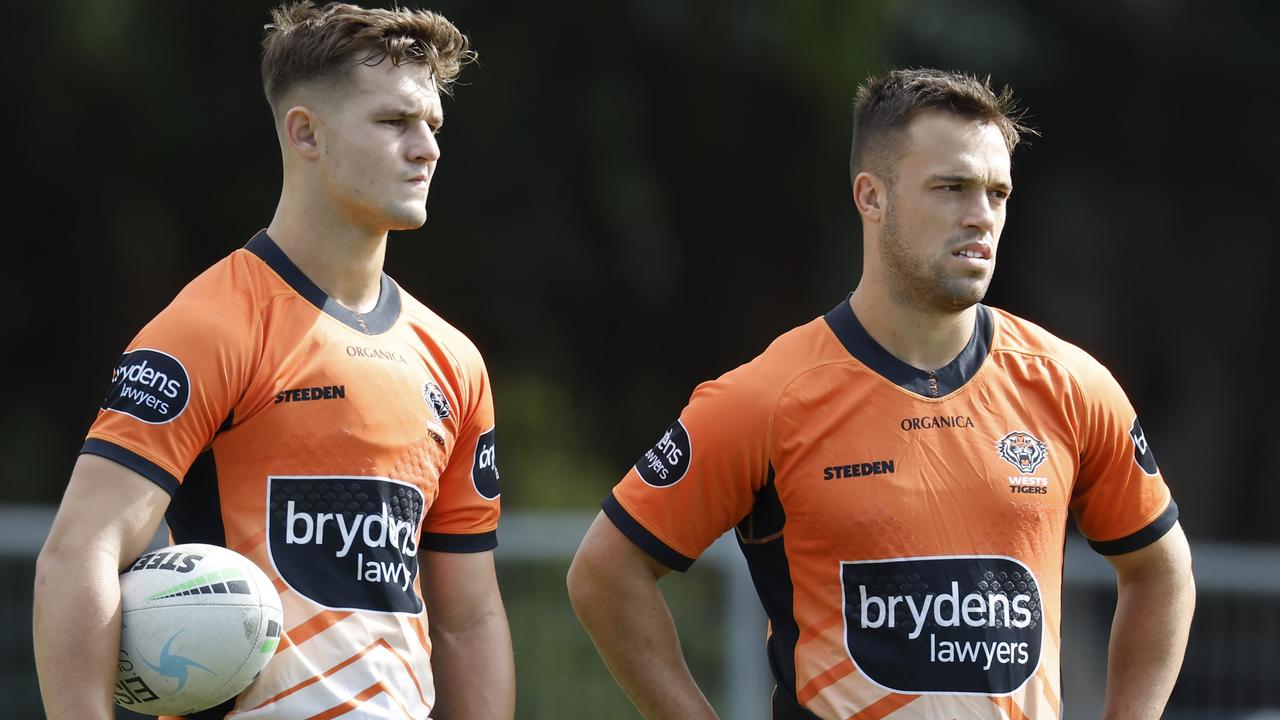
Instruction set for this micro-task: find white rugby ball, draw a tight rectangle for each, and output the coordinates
[114,543,284,716]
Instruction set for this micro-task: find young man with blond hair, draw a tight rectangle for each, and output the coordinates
[570,68,1194,719]
[34,3,514,718]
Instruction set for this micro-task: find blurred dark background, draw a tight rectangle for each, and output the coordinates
[5,0,1276,548]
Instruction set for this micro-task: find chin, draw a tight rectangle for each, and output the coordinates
[930,278,991,312]
[953,286,990,310]
[385,208,429,231]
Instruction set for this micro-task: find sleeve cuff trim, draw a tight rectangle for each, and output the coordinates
[602,494,695,572]
[1088,499,1179,556]
[80,438,180,496]
[420,530,498,553]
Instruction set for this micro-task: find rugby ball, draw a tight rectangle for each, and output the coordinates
[114,543,284,716]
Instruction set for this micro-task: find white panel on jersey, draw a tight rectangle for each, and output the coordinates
[896,695,1012,719]
[230,640,433,719]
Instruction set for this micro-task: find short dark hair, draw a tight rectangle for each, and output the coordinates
[849,68,1034,186]
[261,1,476,115]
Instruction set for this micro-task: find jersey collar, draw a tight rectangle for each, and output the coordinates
[245,230,401,335]
[823,296,992,397]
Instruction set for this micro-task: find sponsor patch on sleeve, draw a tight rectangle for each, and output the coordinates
[634,419,692,488]
[101,349,191,424]
[471,427,500,500]
[1129,417,1159,475]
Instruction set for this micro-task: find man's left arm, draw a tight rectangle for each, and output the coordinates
[421,549,514,720]
[1100,520,1194,720]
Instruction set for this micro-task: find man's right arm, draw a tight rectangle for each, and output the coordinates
[567,511,719,720]
[33,453,171,720]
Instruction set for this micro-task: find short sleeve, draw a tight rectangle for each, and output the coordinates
[420,351,501,553]
[606,365,776,571]
[1069,364,1176,555]
[82,275,258,496]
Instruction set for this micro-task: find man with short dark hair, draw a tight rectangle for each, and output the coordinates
[568,68,1194,720]
[33,3,514,719]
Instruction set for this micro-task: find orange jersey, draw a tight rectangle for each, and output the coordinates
[608,298,1175,720]
[85,231,501,719]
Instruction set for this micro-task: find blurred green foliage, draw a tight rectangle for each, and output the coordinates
[500,558,730,718]
[6,1,1279,546]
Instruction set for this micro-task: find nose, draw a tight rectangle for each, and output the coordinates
[409,121,440,164]
[963,192,998,234]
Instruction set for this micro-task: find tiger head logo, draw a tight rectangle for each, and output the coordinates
[423,381,451,421]
[996,431,1048,474]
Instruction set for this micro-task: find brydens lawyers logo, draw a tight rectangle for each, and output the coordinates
[471,427,501,500]
[268,475,425,614]
[843,556,1043,694]
[1130,417,1159,475]
[635,420,691,488]
[995,431,1048,474]
[102,349,190,424]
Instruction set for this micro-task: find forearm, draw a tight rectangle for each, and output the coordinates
[569,561,718,720]
[429,608,515,720]
[33,547,124,720]
[1101,550,1195,719]
[34,455,169,719]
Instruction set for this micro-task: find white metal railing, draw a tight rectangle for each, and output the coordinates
[498,511,772,720]
[7,505,1280,719]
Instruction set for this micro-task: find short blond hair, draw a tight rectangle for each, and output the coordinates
[261,1,475,113]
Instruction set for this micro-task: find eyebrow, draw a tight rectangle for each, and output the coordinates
[931,173,1012,192]
[374,105,444,125]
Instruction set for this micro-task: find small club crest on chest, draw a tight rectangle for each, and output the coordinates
[423,381,451,421]
[423,381,451,446]
[995,430,1048,474]
[996,430,1051,496]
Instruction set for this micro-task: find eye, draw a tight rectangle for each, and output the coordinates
[381,118,406,128]
[989,189,1010,201]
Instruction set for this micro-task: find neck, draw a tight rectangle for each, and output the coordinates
[266,187,388,314]
[849,282,977,372]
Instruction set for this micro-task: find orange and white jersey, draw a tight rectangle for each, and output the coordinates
[85,231,502,719]
[608,298,1175,720]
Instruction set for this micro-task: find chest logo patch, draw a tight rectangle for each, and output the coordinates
[995,431,1048,474]
[842,556,1043,695]
[267,476,424,614]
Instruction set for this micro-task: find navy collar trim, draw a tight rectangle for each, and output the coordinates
[245,230,401,335]
[823,296,993,397]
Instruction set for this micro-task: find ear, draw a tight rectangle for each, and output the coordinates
[282,105,321,160]
[852,171,886,224]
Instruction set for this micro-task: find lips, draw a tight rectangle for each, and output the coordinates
[951,242,992,260]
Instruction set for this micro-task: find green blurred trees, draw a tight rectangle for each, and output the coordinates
[7,0,1278,541]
